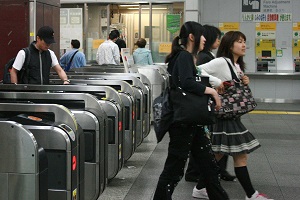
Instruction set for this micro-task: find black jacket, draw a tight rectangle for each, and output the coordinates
[25,41,52,84]
[167,50,206,96]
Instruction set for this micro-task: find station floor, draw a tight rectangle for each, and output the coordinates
[99,102,300,200]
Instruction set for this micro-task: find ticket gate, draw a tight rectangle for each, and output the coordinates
[50,74,147,145]
[51,73,150,141]
[69,67,163,125]
[0,103,84,200]
[64,70,152,135]
[0,121,48,200]
[130,66,169,121]
[0,84,125,180]
[0,92,107,200]
[50,79,136,161]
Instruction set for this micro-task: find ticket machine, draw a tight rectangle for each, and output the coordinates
[256,39,276,72]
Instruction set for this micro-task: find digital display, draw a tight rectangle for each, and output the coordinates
[262,50,271,57]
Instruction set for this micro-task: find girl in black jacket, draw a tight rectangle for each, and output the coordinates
[153,21,229,200]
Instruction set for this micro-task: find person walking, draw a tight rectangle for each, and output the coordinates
[133,38,153,65]
[197,31,273,200]
[10,26,69,84]
[96,31,120,65]
[185,25,236,191]
[111,29,126,62]
[60,39,86,71]
[153,21,229,200]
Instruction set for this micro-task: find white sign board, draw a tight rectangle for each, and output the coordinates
[60,8,83,50]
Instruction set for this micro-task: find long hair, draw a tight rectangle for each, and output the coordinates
[165,21,204,63]
[202,25,221,53]
[216,31,246,71]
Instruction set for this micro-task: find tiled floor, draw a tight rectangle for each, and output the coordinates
[99,102,300,200]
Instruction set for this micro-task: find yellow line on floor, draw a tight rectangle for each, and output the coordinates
[250,110,300,115]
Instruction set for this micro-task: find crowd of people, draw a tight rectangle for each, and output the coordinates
[9,23,273,200]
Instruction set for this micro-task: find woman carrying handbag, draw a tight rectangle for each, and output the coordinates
[153,21,229,200]
[197,31,273,200]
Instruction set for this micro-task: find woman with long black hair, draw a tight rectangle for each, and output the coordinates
[153,21,229,200]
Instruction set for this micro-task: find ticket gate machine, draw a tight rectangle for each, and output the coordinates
[0,92,107,200]
[0,121,48,200]
[50,74,147,145]
[0,84,125,180]
[0,103,83,200]
[60,71,152,139]
[50,79,136,161]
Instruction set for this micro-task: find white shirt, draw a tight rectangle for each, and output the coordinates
[196,57,240,84]
[96,40,120,65]
[13,49,58,71]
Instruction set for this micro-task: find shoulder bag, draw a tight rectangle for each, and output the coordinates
[171,75,216,125]
[215,58,257,119]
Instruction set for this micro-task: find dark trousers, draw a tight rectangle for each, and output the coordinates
[186,153,230,181]
[153,126,229,200]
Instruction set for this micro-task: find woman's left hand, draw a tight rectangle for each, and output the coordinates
[242,75,250,85]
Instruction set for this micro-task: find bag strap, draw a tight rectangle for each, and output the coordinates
[21,47,31,83]
[68,50,79,66]
[223,57,239,82]
[65,50,79,71]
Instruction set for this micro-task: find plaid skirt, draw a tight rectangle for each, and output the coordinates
[211,117,261,155]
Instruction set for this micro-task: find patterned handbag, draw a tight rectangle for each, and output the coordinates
[215,59,257,119]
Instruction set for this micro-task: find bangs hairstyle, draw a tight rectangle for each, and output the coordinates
[165,21,204,63]
[216,31,247,71]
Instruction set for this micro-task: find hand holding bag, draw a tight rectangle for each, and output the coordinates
[171,76,216,125]
[215,59,257,119]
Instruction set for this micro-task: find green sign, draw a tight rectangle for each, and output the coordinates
[166,14,180,34]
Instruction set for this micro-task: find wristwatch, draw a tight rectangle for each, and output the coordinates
[64,79,70,83]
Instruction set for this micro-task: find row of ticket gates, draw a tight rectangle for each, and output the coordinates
[0,64,169,200]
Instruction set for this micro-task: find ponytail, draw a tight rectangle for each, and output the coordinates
[165,36,183,63]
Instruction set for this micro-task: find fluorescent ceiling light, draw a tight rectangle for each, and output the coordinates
[119,5,139,7]
[127,7,168,10]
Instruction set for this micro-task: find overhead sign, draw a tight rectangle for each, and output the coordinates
[241,0,292,22]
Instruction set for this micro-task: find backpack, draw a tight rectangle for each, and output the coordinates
[3,47,30,84]
[152,86,173,143]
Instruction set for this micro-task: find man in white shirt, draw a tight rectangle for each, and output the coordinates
[96,31,120,65]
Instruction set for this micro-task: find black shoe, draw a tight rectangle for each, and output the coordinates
[185,176,199,183]
[220,171,236,182]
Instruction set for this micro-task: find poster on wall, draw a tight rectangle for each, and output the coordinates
[166,14,181,34]
[241,0,292,22]
[219,22,240,37]
[60,8,83,53]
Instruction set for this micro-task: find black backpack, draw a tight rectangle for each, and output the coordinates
[3,47,30,84]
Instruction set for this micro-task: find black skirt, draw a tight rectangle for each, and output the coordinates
[211,117,261,155]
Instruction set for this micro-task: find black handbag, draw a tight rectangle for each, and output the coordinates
[215,58,257,119]
[153,87,173,143]
[171,76,216,125]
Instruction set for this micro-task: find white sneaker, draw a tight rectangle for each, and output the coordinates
[192,186,209,199]
[245,191,274,200]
